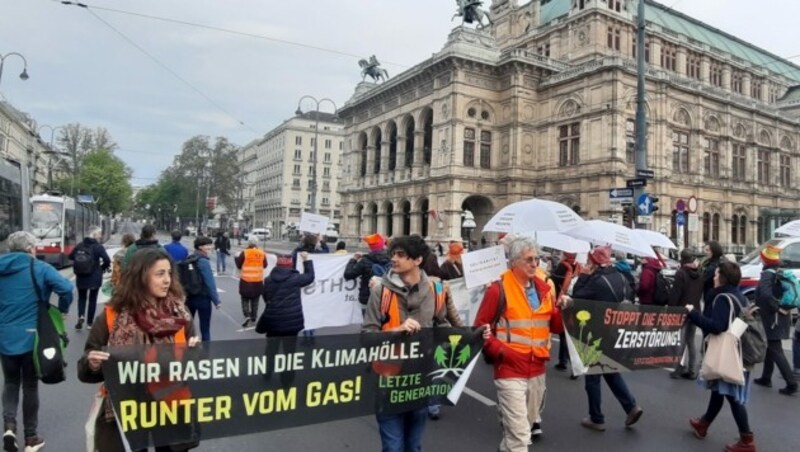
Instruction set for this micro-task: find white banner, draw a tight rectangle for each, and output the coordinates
[298,254,362,329]
[446,277,487,327]
[461,245,506,289]
[298,211,330,235]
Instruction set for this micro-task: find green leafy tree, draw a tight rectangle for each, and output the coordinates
[77,148,133,216]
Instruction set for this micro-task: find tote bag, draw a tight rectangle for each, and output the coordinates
[700,295,745,385]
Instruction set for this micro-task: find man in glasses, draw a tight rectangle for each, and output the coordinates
[362,235,449,452]
[474,236,558,451]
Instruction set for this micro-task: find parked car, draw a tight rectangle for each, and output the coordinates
[739,236,800,300]
[249,228,271,241]
[185,226,197,237]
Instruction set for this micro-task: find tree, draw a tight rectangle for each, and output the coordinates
[55,123,118,196]
[77,148,133,216]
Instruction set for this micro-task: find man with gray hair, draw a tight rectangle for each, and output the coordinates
[68,226,111,330]
[0,231,73,451]
[474,236,558,451]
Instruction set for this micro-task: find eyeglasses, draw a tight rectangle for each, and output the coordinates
[390,250,408,258]
[519,256,540,265]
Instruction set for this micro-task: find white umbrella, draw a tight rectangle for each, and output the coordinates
[526,231,590,254]
[774,219,800,237]
[482,199,584,234]
[635,229,677,250]
[564,220,657,258]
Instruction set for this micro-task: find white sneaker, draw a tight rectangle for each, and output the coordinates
[3,430,18,452]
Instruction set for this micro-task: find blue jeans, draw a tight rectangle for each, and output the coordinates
[793,331,800,371]
[187,297,213,342]
[376,407,427,452]
[216,250,227,272]
[584,373,637,424]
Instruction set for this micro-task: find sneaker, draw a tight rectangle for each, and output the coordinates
[778,384,798,396]
[681,371,698,380]
[23,436,44,452]
[241,319,251,328]
[75,317,84,330]
[669,368,682,379]
[86,322,93,329]
[531,422,542,437]
[753,377,772,388]
[625,406,643,427]
[554,363,567,371]
[581,417,606,432]
[3,429,17,452]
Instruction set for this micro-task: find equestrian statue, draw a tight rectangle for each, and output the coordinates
[358,55,389,83]
[452,0,493,29]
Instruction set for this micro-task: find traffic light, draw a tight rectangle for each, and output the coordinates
[622,203,632,227]
[650,196,660,213]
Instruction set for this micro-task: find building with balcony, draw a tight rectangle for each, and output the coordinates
[338,0,800,254]
[250,111,344,237]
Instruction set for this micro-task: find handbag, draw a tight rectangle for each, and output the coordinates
[29,259,69,384]
[699,294,745,385]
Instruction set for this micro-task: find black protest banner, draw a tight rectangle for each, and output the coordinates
[563,299,686,375]
[102,328,482,449]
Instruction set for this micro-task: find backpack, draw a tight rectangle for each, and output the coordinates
[29,260,68,384]
[720,293,767,367]
[767,269,800,309]
[178,255,205,296]
[653,271,673,306]
[72,243,95,276]
[378,280,446,328]
[371,260,392,278]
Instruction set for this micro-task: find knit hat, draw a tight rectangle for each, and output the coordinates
[363,233,386,252]
[588,245,612,266]
[276,254,293,268]
[448,242,464,258]
[760,245,781,265]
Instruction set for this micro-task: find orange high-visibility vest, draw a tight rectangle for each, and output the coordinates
[99,306,190,402]
[240,248,266,283]
[494,270,555,360]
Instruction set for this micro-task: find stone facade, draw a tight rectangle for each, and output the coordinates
[338,0,800,254]
[250,111,344,237]
[0,100,51,196]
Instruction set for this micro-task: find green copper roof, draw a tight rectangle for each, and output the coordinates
[536,0,800,82]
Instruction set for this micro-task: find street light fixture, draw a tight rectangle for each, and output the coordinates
[0,52,30,85]
[295,95,337,214]
[462,209,476,248]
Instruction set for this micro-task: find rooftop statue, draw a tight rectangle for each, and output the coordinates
[358,55,389,83]
[453,0,493,30]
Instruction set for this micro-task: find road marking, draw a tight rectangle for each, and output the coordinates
[236,326,257,333]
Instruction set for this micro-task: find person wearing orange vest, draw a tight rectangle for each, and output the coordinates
[235,239,268,328]
[362,235,450,452]
[77,248,201,452]
[474,236,558,452]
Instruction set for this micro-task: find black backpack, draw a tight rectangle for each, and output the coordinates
[72,243,95,276]
[653,271,673,306]
[178,255,205,296]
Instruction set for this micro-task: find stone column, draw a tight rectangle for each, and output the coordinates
[395,136,406,174]
[392,212,404,239]
[413,130,425,173]
[410,209,422,236]
[676,48,687,75]
[759,82,768,102]
[742,74,752,98]
[650,40,662,68]
[380,140,391,183]
[722,65,731,91]
[376,208,388,236]
[700,56,710,84]
[365,146,376,184]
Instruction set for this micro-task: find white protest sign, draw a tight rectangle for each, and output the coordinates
[446,277,487,326]
[461,245,507,289]
[298,212,329,235]
[298,254,363,329]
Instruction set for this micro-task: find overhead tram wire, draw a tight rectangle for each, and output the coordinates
[60,2,258,135]
[59,1,410,69]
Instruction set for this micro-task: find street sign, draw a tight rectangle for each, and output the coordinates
[636,169,655,179]
[637,192,655,215]
[676,212,686,226]
[637,215,653,224]
[626,178,647,188]
[676,198,686,212]
[688,196,698,213]
[609,188,633,205]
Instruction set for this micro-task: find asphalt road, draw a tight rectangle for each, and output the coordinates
[5,223,799,451]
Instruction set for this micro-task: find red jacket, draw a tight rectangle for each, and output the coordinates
[637,258,663,305]
[473,275,556,379]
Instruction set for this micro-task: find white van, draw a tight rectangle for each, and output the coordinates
[249,228,271,241]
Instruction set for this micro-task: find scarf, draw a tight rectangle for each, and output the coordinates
[103,294,191,421]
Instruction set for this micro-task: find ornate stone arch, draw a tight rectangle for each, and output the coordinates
[780,135,794,151]
[623,88,654,116]
[399,114,415,136]
[556,97,584,119]
[758,129,772,147]
[732,123,747,140]
[415,107,434,129]
[703,114,722,134]
[672,106,692,128]
[368,125,383,145]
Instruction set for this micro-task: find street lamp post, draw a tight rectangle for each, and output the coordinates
[462,209,476,249]
[295,95,337,214]
[0,52,30,86]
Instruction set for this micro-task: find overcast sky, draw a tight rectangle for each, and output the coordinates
[1,0,797,186]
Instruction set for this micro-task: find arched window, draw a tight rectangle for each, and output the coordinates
[373,129,382,174]
[739,216,747,245]
[702,212,710,243]
[731,215,739,245]
[712,213,720,242]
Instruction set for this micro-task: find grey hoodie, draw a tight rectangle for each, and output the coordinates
[362,270,449,332]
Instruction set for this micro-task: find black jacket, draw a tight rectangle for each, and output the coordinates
[572,266,632,304]
[343,251,390,305]
[689,285,748,337]
[257,261,315,336]
[214,236,231,254]
[701,257,722,304]
[439,260,463,281]
[755,265,792,341]
[68,237,110,290]
[668,264,703,309]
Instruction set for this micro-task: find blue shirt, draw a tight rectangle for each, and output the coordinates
[164,241,189,263]
[526,284,540,311]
